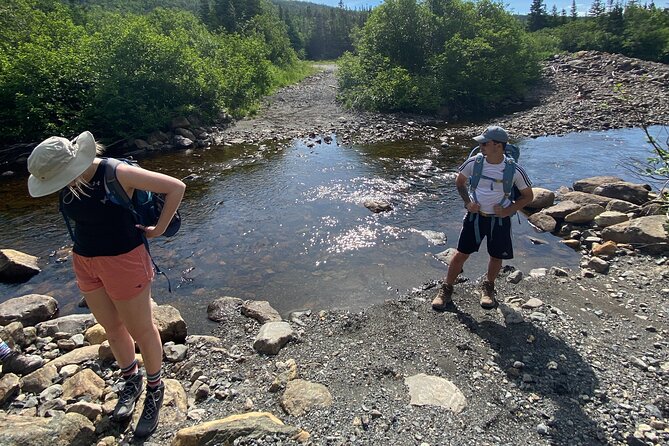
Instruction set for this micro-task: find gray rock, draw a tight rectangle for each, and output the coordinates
[560,191,613,207]
[564,204,606,224]
[0,412,95,446]
[281,379,333,416]
[164,343,189,362]
[242,300,282,323]
[507,270,523,284]
[573,176,623,193]
[404,373,466,413]
[0,294,58,326]
[592,181,650,205]
[526,188,555,209]
[363,199,393,213]
[528,212,557,232]
[584,257,610,274]
[36,314,96,337]
[207,296,243,322]
[542,200,582,219]
[595,211,630,227]
[253,322,295,355]
[602,215,668,254]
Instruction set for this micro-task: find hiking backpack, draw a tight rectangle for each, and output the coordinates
[467,143,520,209]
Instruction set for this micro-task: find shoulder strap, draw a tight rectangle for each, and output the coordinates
[469,153,485,190]
[501,156,516,197]
[102,158,135,212]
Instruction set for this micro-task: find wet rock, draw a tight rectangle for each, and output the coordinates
[242,300,282,323]
[0,249,40,283]
[363,199,393,213]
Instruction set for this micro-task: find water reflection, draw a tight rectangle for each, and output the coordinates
[0,127,661,333]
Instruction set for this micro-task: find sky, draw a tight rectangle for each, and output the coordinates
[306,0,668,15]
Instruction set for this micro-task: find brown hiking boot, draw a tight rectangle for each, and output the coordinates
[480,280,497,309]
[432,283,454,311]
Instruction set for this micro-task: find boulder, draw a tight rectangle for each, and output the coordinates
[153,304,187,343]
[528,212,557,233]
[0,412,95,446]
[242,301,282,324]
[594,211,629,228]
[36,314,96,337]
[560,191,613,207]
[0,294,58,326]
[564,204,606,224]
[542,201,581,220]
[602,215,668,254]
[606,199,640,214]
[526,188,555,209]
[280,379,333,417]
[207,296,243,322]
[592,181,650,204]
[0,249,40,282]
[573,176,623,193]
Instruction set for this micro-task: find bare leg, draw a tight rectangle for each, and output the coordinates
[445,251,469,285]
[112,287,162,376]
[83,288,136,368]
[487,256,503,283]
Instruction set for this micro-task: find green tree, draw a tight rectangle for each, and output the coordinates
[528,0,548,31]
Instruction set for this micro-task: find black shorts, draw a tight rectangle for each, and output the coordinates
[457,213,514,259]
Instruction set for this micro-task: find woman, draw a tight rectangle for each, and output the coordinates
[27,131,185,438]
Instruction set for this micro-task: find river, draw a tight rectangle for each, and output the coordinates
[1,126,664,333]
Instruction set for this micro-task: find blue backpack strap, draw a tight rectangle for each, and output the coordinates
[102,158,172,293]
[469,153,485,203]
[501,156,516,201]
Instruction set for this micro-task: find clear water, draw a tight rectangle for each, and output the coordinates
[1,126,664,333]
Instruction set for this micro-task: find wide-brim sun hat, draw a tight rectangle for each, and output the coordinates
[27,131,97,197]
[473,125,509,144]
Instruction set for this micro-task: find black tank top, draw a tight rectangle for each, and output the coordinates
[60,163,143,257]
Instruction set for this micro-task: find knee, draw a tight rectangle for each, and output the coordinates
[129,322,161,346]
[98,319,129,341]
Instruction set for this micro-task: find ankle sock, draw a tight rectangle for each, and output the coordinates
[121,359,138,378]
[0,342,11,360]
[146,369,162,389]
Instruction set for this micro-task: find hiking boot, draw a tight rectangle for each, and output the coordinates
[134,383,165,438]
[432,283,454,311]
[1,352,45,376]
[480,280,497,309]
[113,372,144,420]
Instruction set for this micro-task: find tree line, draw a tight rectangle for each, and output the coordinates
[527,0,668,63]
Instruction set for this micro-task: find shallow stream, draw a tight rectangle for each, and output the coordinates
[1,126,664,333]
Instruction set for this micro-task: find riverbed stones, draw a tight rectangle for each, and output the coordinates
[253,322,295,355]
[0,249,40,282]
[404,374,466,413]
[0,294,58,326]
[0,412,95,446]
[528,212,557,233]
[542,200,582,220]
[601,215,669,253]
[207,296,243,322]
[527,188,555,209]
[242,300,282,323]
[152,304,187,343]
[564,203,605,223]
[592,181,650,204]
[573,176,623,193]
[173,412,304,446]
[594,210,629,227]
[280,379,332,416]
[36,314,96,338]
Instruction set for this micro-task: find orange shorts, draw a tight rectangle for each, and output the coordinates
[73,244,155,301]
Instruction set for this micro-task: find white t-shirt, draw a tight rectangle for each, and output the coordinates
[459,156,532,215]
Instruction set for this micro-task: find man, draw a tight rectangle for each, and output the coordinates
[432,125,533,310]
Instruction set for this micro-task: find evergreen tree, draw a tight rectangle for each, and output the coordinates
[528,0,547,31]
[570,0,577,19]
[588,0,605,16]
